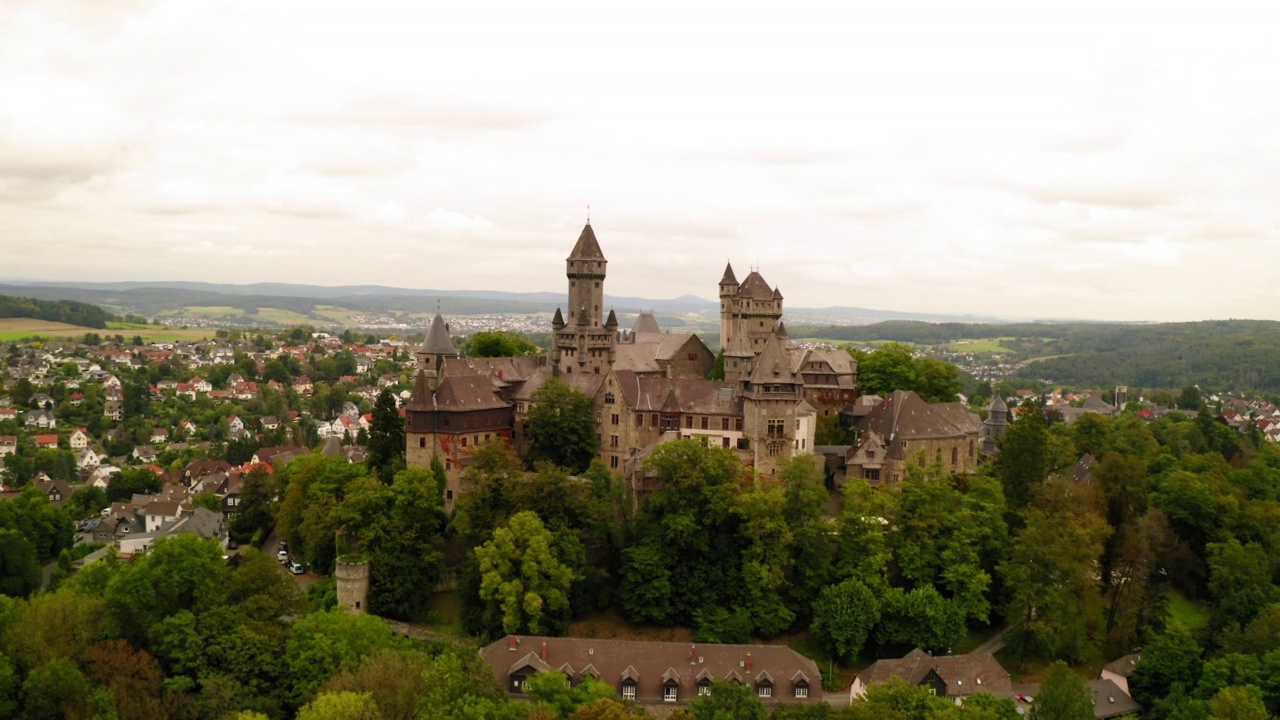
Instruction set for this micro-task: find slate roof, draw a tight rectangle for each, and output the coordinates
[719,262,738,286]
[855,390,981,457]
[1089,678,1142,718]
[1072,453,1098,484]
[407,366,509,413]
[1102,653,1141,678]
[748,334,797,385]
[422,313,459,356]
[567,223,605,261]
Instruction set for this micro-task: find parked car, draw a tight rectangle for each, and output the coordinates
[290,562,305,575]
[278,550,289,563]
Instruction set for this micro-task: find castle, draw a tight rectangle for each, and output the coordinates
[404,223,858,507]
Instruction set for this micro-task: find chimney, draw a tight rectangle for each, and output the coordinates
[508,635,518,651]
[541,641,548,662]
[746,652,752,671]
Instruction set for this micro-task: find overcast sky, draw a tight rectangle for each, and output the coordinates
[3,1,1279,322]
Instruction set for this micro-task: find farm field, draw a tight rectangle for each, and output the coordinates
[253,307,316,325]
[0,319,212,342]
[936,337,1014,353]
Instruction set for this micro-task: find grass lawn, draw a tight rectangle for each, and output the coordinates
[0,319,95,341]
[313,305,360,323]
[1167,590,1211,632]
[1022,353,1071,364]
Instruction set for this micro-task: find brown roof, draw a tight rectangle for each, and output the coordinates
[632,312,661,334]
[613,371,740,415]
[614,333,707,375]
[736,271,775,300]
[512,368,604,404]
[719,262,738,286]
[422,313,458,357]
[480,635,821,705]
[407,369,510,412]
[567,223,606,261]
[856,390,981,457]
[859,649,1012,698]
[748,334,797,385]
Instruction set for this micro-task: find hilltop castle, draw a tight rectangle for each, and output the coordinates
[405,223,858,507]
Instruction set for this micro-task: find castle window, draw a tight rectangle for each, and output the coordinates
[952,447,959,466]
[701,416,709,430]
[605,392,615,405]
[610,435,619,448]
[688,353,697,362]
[652,414,659,426]
[611,414,619,425]
[610,456,619,468]
[419,437,426,448]
[685,416,693,429]
[461,437,467,447]
[767,419,785,438]
[636,413,644,426]
[723,437,730,448]
[446,490,453,500]
[722,417,730,430]
[736,418,743,431]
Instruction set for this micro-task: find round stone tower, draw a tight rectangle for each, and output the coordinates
[335,557,370,614]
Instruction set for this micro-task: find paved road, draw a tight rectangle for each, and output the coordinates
[972,624,1012,655]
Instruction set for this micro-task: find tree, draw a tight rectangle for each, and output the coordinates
[20,657,90,720]
[994,403,1053,510]
[1206,685,1268,720]
[1177,385,1203,412]
[1030,662,1093,720]
[1129,628,1204,710]
[106,467,162,502]
[1000,478,1110,666]
[231,466,276,542]
[0,529,41,597]
[526,378,597,473]
[102,534,230,644]
[475,511,577,636]
[467,331,540,358]
[811,578,880,662]
[685,679,767,720]
[855,343,919,398]
[366,388,406,482]
[285,610,404,708]
[297,691,382,720]
[1206,538,1276,632]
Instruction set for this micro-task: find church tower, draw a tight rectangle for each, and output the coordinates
[553,223,617,376]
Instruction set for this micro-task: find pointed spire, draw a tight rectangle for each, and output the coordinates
[567,223,605,261]
[773,286,783,300]
[605,309,618,327]
[576,306,591,326]
[719,262,738,286]
[406,368,434,410]
[422,313,458,356]
[775,320,788,338]
[552,307,565,330]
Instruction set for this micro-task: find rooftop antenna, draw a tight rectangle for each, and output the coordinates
[587,204,590,224]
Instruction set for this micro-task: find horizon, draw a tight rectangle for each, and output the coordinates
[3,2,1279,322]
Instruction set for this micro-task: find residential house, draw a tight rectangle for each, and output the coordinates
[68,392,85,406]
[133,445,159,464]
[150,428,170,444]
[141,501,183,533]
[34,433,59,450]
[852,649,1012,704]
[34,476,73,507]
[1088,678,1142,718]
[227,415,245,435]
[480,636,822,707]
[78,447,102,470]
[104,400,123,421]
[295,376,314,396]
[24,409,57,429]
[0,436,16,458]
[1099,654,1141,697]
[69,427,90,450]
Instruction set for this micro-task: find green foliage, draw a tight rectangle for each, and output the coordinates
[365,388,405,482]
[1130,628,1204,710]
[105,467,162,502]
[103,533,230,643]
[1030,662,1094,720]
[525,670,617,719]
[993,403,1053,510]
[0,293,110,328]
[0,487,74,562]
[21,656,91,720]
[475,510,577,636]
[811,578,880,662]
[526,377,598,473]
[466,330,540,357]
[0,529,42,597]
[685,679,767,720]
[231,466,276,541]
[284,609,405,708]
[1001,478,1110,666]
[852,342,962,402]
[296,691,382,720]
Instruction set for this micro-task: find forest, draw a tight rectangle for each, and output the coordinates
[0,295,110,329]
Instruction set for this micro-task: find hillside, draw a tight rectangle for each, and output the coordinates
[0,294,110,328]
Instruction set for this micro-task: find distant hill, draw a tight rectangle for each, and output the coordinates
[1,281,1009,327]
[0,294,110,328]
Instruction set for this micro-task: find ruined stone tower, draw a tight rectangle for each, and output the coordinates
[335,556,371,614]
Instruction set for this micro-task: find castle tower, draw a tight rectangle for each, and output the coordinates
[719,266,784,355]
[719,262,739,349]
[553,223,616,375]
[335,556,370,614]
[416,312,458,391]
[741,330,802,476]
[981,395,1009,455]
